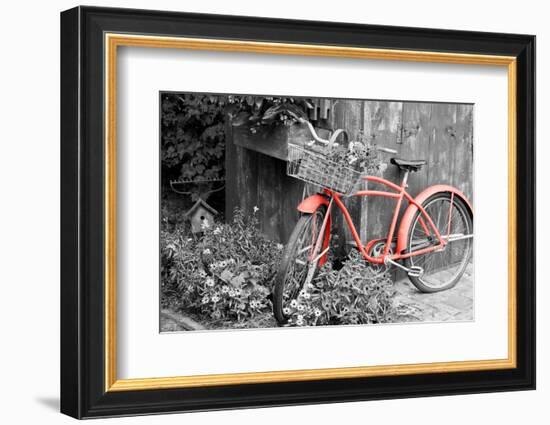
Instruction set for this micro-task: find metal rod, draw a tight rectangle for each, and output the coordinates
[446,234,474,242]
[312,246,330,263]
[384,257,411,273]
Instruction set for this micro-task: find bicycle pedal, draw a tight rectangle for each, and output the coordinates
[407,266,424,278]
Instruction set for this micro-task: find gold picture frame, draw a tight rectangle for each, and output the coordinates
[104,34,517,392]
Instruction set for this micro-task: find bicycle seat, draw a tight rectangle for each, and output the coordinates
[390,158,426,172]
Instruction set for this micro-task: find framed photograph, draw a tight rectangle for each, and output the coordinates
[60,6,535,419]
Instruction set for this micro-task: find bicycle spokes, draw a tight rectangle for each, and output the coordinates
[283,210,325,302]
[408,196,472,289]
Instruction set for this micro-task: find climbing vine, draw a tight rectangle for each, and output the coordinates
[160,92,313,188]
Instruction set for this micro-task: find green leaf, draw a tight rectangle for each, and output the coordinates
[219,269,234,283]
[230,273,246,288]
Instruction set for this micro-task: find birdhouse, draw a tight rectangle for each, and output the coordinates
[184,198,218,234]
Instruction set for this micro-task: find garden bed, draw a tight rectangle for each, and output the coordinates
[160,207,417,331]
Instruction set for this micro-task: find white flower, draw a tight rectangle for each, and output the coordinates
[276,243,284,250]
[221,286,229,294]
[283,307,291,315]
[205,277,215,287]
[250,300,262,309]
[290,300,298,308]
[297,314,304,321]
[201,296,209,304]
[303,292,311,300]
[314,309,322,317]
[200,220,211,230]
[297,304,305,312]
[228,289,236,297]
[202,248,211,255]
[253,206,259,214]
[198,270,207,278]
[211,295,220,303]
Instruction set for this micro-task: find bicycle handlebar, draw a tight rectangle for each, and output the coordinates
[298,118,331,145]
[298,118,397,154]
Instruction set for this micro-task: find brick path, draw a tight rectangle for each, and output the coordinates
[393,262,474,323]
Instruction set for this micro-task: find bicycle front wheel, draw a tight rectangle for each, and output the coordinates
[405,193,473,293]
[273,207,327,324]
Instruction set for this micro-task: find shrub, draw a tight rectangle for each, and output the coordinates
[283,250,402,327]
[160,208,283,325]
[161,93,226,189]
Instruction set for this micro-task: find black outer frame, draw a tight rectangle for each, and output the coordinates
[60,6,536,419]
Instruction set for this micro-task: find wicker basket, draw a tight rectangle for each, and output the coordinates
[287,143,362,194]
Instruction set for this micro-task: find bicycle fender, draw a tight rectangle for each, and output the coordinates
[297,194,331,266]
[297,194,329,213]
[396,185,473,254]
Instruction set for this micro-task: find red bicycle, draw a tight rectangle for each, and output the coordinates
[273,119,474,325]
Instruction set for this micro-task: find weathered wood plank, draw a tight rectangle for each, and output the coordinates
[364,101,403,241]
[256,154,282,241]
[427,104,457,188]
[453,104,474,200]
[234,145,258,217]
[279,171,305,243]
[400,102,431,199]
[224,117,238,219]
[330,99,363,256]
[256,155,304,243]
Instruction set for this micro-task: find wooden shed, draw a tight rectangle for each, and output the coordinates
[225,98,473,255]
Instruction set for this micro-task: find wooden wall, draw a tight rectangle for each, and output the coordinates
[225,99,473,251]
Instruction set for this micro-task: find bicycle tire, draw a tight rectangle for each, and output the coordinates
[273,207,327,324]
[405,193,473,293]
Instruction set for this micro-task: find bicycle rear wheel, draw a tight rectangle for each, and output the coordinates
[405,193,473,293]
[273,207,327,324]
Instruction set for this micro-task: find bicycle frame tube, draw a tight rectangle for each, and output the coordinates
[325,174,446,265]
[308,198,333,264]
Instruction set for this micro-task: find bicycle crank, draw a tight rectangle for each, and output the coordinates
[384,257,424,278]
[363,239,395,277]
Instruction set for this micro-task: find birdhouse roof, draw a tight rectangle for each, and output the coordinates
[184,198,218,218]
